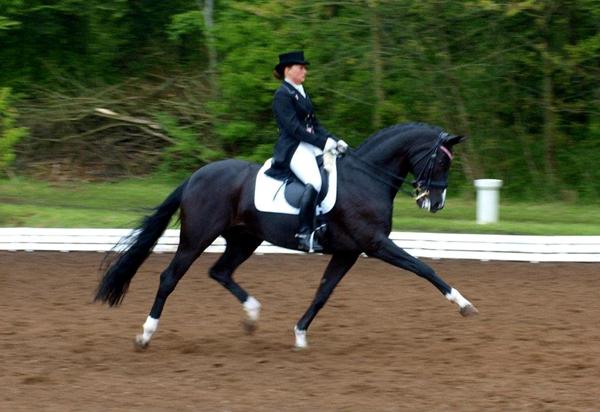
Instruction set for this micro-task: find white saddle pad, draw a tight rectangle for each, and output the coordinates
[254,158,338,215]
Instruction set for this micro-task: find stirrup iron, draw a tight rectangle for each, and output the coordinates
[295,230,323,253]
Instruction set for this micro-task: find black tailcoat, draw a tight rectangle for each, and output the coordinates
[265,81,332,180]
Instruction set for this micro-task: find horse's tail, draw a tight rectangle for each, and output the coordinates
[95,178,189,306]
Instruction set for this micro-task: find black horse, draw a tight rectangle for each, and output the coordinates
[95,122,478,349]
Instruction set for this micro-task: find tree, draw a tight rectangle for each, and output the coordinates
[0,88,28,175]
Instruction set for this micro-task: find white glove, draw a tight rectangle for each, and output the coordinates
[324,137,337,153]
[336,139,348,153]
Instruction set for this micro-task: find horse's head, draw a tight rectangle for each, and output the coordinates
[411,133,466,213]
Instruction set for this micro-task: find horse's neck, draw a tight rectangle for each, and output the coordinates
[358,134,414,176]
[339,134,417,199]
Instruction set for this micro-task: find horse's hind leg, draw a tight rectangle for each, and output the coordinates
[208,228,263,333]
[135,246,201,349]
[135,221,224,349]
[370,237,478,316]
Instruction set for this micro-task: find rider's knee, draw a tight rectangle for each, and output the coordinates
[299,169,321,193]
[311,179,322,193]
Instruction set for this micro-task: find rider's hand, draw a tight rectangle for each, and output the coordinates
[336,139,349,154]
[324,137,337,153]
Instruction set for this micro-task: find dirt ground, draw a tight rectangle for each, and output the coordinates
[1,251,599,411]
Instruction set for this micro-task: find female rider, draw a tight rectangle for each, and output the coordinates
[265,51,347,252]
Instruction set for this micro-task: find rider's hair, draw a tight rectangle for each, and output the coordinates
[273,69,284,80]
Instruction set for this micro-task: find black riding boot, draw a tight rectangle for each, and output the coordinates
[296,184,323,253]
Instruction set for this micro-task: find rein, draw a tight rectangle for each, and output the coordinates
[345,149,415,197]
[344,133,451,198]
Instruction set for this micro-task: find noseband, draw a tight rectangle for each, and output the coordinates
[411,133,452,198]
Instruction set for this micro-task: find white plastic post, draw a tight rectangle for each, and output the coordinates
[474,179,503,224]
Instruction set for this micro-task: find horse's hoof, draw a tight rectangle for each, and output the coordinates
[293,343,309,351]
[460,304,479,317]
[242,319,257,335]
[134,334,149,350]
[293,326,308,350]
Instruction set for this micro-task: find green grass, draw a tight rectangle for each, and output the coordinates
[392,196,600,235]
[0,177,178,228]
[1,177,600,235]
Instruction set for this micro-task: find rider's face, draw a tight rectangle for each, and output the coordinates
[285,64,307,85]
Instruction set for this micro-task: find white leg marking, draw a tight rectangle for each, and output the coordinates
[446,288,471,309]
[294,326,308,349]
[243,296,261,322]
[136,316,159,347]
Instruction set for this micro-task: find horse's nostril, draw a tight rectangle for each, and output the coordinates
[431,201,444,212]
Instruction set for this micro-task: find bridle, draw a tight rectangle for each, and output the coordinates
[345,132,453,199]
[410,133,453,200]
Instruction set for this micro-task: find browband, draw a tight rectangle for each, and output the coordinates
[439,145,453,161]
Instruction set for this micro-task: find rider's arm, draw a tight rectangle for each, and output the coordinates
[313,116,335,142]
[273,92,328,149]
[314,115,348,153]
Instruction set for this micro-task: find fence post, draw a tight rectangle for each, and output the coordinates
[474,179,503,224]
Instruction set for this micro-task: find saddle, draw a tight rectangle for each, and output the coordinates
[254,154,338,215]
[282,155,329,208]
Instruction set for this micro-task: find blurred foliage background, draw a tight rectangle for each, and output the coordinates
[1,0,599,201]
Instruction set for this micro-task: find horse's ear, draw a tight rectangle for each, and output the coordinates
[443,134,467,147]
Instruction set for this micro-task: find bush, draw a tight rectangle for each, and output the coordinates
[156,113,224,178]
[0,88,28,175]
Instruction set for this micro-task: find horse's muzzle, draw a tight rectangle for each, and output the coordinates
[416,195,431,212]
[416,189,446,213]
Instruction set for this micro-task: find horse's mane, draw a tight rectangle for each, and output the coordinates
[355,122,444,153]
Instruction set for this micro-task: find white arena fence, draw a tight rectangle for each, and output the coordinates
[1,228,600,263]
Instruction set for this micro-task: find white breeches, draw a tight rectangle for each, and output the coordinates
[290,142,322,193]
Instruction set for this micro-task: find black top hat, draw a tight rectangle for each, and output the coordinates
[274,51,310,75]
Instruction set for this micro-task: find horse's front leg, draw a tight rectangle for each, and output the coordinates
[369,237,478,316]
[294,252,360,349]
